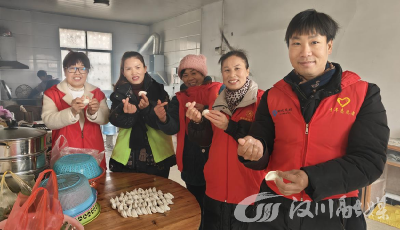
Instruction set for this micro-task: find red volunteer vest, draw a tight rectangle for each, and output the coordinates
[44,85,106,168]
[205,90,266,204]
[175,82,222,171]
[266,71,368,201]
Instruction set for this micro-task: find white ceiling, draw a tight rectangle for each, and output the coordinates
[0,0,220,25]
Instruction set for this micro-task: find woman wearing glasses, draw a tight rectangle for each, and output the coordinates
[42,50,110,168]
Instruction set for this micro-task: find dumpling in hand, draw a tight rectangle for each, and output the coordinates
[83,98,90,106]
[138,91,147,97]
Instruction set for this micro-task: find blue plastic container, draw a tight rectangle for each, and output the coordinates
[53,154,102,179]
[40,173,97,217]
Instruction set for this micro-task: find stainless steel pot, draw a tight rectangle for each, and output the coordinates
[0,127,47,174]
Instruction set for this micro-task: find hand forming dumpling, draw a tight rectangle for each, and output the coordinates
[265,171,282,182]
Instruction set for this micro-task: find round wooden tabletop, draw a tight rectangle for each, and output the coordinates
[84,172,201,230]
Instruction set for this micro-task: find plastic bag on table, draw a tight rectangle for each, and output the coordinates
[50,135,103,168]
[5,174,35,194]
[49,135,68,168]
[0,171,33,221]
[4,169,64,230]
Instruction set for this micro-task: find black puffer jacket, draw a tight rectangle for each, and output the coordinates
[245,63,390,202]
[157,96,209,186]
[156,77,217,186]
[109,75,170,151]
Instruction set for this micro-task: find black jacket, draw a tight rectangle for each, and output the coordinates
[156,78,217,186]
[157,95,209,185]
[245,63,390,202]
[109,75,170,150]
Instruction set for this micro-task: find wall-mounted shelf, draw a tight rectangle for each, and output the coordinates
[361,144,400,211]
[387,145,400,168]
[388,144,400,153]
[387,160,400,168]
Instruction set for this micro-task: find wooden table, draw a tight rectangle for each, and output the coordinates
[85,172,201,230]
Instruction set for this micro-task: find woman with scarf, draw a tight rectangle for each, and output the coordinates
[186,50,266,230]
[108,51,175,178]
[154,54,224,229]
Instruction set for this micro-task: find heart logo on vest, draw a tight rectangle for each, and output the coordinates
[337,97,351,107]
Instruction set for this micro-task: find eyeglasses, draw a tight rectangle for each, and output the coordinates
[66,67,88,74]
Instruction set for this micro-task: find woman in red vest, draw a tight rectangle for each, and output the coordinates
[42,51,109,168]
[154,54,223,229]
[186,50,266,230]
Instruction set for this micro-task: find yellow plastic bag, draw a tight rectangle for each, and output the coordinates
[0,171,32,221]
[368,203,400,228]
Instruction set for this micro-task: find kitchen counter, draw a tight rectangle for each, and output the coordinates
[0,104,42,122]
[85,172,201,230]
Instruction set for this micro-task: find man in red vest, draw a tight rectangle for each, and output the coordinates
[237,9,389,230]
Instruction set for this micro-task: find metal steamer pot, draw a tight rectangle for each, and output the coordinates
[0,127,47,175]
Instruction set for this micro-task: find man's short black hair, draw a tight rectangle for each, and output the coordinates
[37,70,47,78]
[285,9,339,46]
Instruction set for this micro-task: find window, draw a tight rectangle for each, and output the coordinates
[59,28,112,90]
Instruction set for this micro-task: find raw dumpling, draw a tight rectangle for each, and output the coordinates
[202,109,210,116]
[138,91,147,96]
[265,171,282,181]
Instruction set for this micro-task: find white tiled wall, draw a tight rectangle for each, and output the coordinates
[199,0,400,137]
[150,9,202,97]
[201,1,224,82]
[0,7,150,97]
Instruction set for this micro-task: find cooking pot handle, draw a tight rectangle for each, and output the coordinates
[0,142,9,148]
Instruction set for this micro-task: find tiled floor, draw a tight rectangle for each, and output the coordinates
[104,134,398,230]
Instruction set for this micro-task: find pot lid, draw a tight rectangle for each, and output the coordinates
[0,127,47,140]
